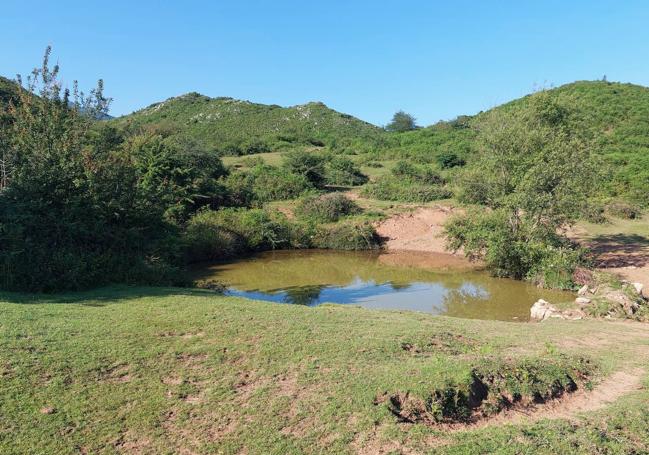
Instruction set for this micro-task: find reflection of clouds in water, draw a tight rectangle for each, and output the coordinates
[457,282,490,301]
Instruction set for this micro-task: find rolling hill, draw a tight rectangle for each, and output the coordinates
[111,93,384,155]
[387,81,649,203]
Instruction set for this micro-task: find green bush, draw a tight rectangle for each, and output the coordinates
[295,193,360,222]
[391,160,443,184]
[324,156,368,186]
[283,150,327,187]
[361,176,452,202]
[605,201,641,219]
[436,151,466,169]
[223,164,313,206]
[312,220,381,250]
[444,208,583,288]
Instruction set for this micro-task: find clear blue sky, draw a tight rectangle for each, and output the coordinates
[2,0,649,126]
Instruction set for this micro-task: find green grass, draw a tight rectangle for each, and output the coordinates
[1,286,649,454]
[578,213,649,239]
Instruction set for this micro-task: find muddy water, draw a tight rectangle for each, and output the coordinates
[191,250,573,321]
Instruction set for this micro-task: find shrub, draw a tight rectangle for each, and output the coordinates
[436,151,466,169]
[444,208,583,288]
[361,176,452,202]
[283,150,327,187]
[324,156,369,186]
[183,208,311,262]
[295,193,360,222]
[605,201,641,219]
[312,220,381,250]
[223,165,313,206]
[250,166,312,203]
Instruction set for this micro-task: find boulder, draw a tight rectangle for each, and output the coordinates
[577,285,590,296]
[575,297,591,305]
[530,299,560,321]
[632,282,644,295]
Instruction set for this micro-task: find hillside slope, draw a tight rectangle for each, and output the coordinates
[111,93,384,155]
[391,81,649,203]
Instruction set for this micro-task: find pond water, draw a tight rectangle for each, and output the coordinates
[191,250,573,321]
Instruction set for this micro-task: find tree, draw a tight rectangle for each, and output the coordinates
[445,92,596,287]
[385,110,417,132]
[0,47,181,291]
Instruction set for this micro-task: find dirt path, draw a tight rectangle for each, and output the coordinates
[570,225,649,297]
[374,205,459,254]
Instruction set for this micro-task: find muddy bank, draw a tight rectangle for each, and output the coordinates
[375,205,462,255]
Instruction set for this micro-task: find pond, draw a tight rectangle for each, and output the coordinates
[191,250,573,321]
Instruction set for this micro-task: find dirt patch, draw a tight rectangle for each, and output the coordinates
[375,206,459,254]
[570,228,649,298]
[114,430,152,454]
[477,368,645,427]
[176,353,208,369]
[99,364,132,384]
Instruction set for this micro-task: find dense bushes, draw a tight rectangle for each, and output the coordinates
[444,208,584,289]
[223,164,313,206]
[311,220,381,250]
[324,155,368,186]
[0,52,186,291]
[294,193,359,222]
[184,206,380,261]
[360,160,451,202]
[362,177,452,202]
[184,208,308,262]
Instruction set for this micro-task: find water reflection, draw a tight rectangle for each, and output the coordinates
[192,250,573,322]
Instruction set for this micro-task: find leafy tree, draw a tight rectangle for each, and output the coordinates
[124,134,228,223]
[445,92,595,287]
[0,48,181,291]
[386,110,417,132]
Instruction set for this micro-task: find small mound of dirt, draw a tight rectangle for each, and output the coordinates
[377,355,594,426]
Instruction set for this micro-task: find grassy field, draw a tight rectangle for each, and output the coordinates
[1,287,649,454]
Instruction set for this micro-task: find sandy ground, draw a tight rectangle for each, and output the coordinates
[375,205,458,254]
[569,225,649,297]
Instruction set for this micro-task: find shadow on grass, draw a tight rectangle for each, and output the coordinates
[0,285,219,306]
[588,233,649,267]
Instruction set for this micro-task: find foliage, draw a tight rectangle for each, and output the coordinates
[323,155,368,186]
[123,133,228,223]
[605,200,641,219]
[361,176,452,202]
[294,192,360,222]
[223,164,313,206]
[0,48,184,292]
[360,159,451,202]
[385,110,417,132]
[436,150,466,169]
[282,150,327,187]
[311,220,381,250]
[445,94,594,287]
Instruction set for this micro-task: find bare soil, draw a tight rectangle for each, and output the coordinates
[375,206,459,254]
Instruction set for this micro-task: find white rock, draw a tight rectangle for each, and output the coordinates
[530,299,559,321]
[577,285,589,296]
[575,297,591,305]
[632,282,644,295]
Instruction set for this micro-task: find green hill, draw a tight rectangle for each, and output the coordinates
[111,93,384,155]
[386,81,649,203]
